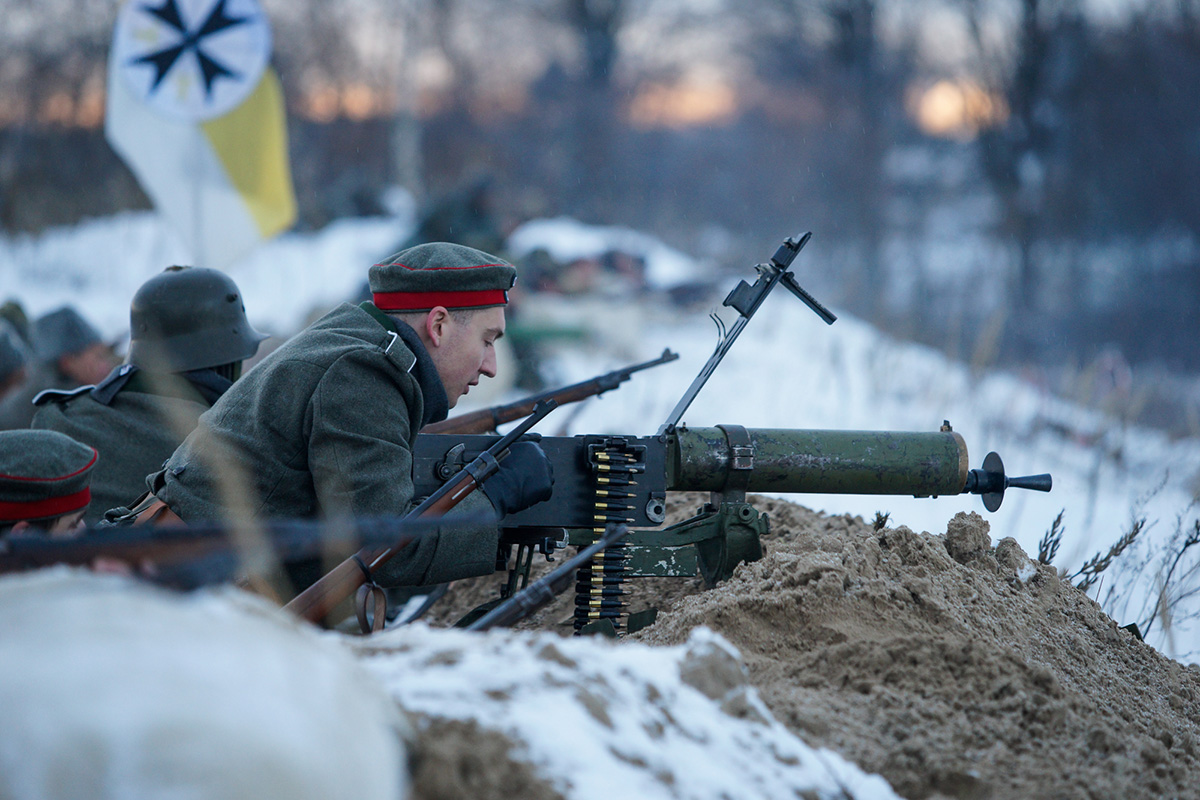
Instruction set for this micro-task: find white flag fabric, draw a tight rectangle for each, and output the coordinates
[105,0,296,269]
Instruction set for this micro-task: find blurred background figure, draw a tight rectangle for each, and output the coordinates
[0,306,117,430]
[0,300,30,345]
[0,321,28,403]
[32,266,267,524]
[400,173,506,257]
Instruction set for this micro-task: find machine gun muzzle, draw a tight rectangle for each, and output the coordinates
[667,426,1052,512]
[963,451,1053,511]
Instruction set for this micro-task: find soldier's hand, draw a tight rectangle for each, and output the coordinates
[481,440,554,517]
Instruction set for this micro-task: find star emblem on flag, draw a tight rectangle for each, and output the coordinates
[112,0,271,122]
[131,0,251,98]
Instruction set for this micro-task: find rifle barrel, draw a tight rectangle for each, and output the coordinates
[424,350,677,434]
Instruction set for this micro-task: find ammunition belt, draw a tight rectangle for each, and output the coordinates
[573,438,645,634]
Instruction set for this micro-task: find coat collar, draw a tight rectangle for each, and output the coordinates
[360,302,449,426]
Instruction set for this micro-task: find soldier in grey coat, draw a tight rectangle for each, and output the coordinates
[0,429,98,538]
[135,243,553,595]
[33,267,267,526]
[0,307,117,430]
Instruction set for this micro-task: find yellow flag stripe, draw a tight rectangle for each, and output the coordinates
[201,69,296,238]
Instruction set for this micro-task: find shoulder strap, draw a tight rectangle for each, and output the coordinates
[88,364,138,405]
[32,383,94,407]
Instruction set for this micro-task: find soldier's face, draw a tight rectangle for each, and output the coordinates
[59,342,117,385]
[430,306,505,407]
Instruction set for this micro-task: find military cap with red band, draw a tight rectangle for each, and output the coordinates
[0,430,97,523]
[369,242,517,312]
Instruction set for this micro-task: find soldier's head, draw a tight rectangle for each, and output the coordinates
[128,266,268,379]
[31,306,116,386]
[0,429,97,538]
[370,243,516,407]
[0,321,28,399]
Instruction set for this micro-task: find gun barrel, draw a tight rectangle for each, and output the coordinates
[667,427,970,497]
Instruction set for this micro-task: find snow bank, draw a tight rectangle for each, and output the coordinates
[0,569,409,800]
[351,623,901,800]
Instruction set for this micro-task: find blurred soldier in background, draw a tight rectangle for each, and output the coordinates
[0,429,97,538]
[0,321,28,402]
[402,174,506,256]
[0,300,29,345]
[32,266,267,526]
[0,306,116,430]
[121,243,553,597]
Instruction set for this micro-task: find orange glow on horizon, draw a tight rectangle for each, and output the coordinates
[910,79,1008,139]
[628,79,739,129]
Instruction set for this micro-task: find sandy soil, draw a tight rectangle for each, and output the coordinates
[412,493,1200,799]
[406,716,565,800]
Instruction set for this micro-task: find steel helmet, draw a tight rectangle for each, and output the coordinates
[31,307,102,363]
[128,266,268,372]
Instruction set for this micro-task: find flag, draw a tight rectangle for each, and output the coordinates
[105,0,297,269]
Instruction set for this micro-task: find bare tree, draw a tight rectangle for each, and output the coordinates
[960,0,1086,348]
[737,0,895,319]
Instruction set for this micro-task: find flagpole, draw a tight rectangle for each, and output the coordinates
[193,129,205,268]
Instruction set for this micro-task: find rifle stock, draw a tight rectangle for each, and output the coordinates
[423,349,677,434]
[284,399,558,626]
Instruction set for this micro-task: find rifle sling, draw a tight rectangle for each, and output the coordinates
[130,496,185,527]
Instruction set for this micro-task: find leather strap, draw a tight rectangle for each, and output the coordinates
[131,496,185,527]
[355,582,388,634]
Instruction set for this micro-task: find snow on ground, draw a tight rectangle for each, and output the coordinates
[0,569,410,800]
[0,210,412,341]
[3,209,1199,661]
[352,623,901,800]
[3,209,1200,798]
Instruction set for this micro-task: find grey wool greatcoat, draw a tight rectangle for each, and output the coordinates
[32,368,214,526]
[148,302,498,590]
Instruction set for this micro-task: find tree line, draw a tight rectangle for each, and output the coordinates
[2,0,1199,377]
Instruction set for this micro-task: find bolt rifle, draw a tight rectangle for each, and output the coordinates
[424,349,679,435]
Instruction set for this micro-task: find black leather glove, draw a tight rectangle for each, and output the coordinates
[480,440,554,517]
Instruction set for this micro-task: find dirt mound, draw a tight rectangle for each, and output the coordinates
[407,716,564,800]
[636,497,1200,799]
[418,494,1200,798]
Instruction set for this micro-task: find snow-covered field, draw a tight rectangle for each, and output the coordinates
[2,207,1198,660]
[3,207,1199,799]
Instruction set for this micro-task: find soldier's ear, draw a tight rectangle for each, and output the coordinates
[425,307,452,348]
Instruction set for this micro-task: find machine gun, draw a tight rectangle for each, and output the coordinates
[411,232,1052,635]
[424,349,679,434]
